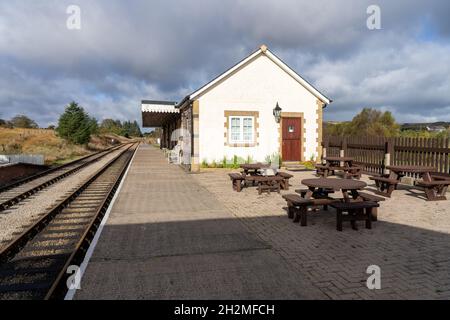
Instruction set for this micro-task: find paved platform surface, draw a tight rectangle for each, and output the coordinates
[192,168,450,300]
[75,145,323,299]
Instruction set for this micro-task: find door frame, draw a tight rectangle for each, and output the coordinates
[279,112,305,162]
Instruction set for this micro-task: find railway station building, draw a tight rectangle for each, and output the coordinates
[141,45,331,171]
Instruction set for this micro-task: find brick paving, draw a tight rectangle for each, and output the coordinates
[76,145,450,299]
[192,167,450,299]
[75,145,323,299]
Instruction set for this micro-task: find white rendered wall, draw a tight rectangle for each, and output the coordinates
[197,54,319,163]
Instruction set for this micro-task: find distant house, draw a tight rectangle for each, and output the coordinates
[426,126,446,133]
[142,45,331,171]
[401,123,449,132]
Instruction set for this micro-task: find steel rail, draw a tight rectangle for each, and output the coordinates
[0,145,119,194]
[44,143,139,299]
[0,143,130,212]
[0,143,136,264]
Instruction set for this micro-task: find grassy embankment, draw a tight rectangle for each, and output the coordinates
[0,128,133,165]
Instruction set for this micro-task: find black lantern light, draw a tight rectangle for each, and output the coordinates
[273,102,282,123]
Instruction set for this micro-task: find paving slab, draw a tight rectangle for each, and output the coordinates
[75,145,324,299]
[192,166,450,300]
[76,249,321,299]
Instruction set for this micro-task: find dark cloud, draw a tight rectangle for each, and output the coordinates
[0,0,449,127]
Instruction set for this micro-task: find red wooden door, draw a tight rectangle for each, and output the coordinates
[282,117,301,161]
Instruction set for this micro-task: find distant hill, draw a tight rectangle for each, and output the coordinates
[325,121,449,130]
[324,121,348,125]
[0,128,133,165]
[401,122,450,131]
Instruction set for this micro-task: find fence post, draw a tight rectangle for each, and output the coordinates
[340,137,347,167]
[322,139,328,164]
[384,139,391,176]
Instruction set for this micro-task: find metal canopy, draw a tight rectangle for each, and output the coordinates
[141,100,180,127]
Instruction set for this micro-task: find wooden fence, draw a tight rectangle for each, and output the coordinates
[322,136,450,176]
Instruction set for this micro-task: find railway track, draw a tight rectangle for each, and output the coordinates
[0,142,139,300]
[0,144,127,212]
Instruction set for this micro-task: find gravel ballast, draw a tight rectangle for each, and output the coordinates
[0,147,128,249]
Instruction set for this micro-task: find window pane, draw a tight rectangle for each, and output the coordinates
[230,117,240,142]
[243,117,253,142]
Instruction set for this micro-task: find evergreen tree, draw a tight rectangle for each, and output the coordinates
[99,118,142,137]
[56,102,94,144]
[122,120,132,137]
[88,117,99,135]
[132,120,143,137]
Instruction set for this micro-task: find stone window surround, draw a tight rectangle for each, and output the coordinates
[224,110,259,147]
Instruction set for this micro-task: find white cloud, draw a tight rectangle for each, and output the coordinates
[0,0,449,126]
[304,38,450,121]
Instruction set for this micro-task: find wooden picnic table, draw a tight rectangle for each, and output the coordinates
[323,156,354,166]
[240,163,270,176]
[383,165,449,201]
[230,164,293,192]
[301,178,367,202]
[317,156,361,178]
[286,178,381,229]
[385,165,436,182]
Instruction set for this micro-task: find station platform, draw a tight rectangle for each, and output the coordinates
[75,144,321,299]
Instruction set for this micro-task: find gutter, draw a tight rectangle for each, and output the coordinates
[176,96,191,111]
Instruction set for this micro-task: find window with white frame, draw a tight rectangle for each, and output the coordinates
[228,116,254,144]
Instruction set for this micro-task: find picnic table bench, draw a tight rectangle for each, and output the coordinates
[331,201,379,231]
[430,172,450,181]
[245,175,283,194]
[315,157,361,179]
[357,192,385,221]
[415,179,450,201]
[282,194,339,226]
[282,194,313,225]
[295,188,334,198]
[370,165,449,200]
[324,156,354,166]
[343,165,363,179]
[369,175,399,197]
[315,164,330,177]
[228,173,245,192]
[277,171,293,190]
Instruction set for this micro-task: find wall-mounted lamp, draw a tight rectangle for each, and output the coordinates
[273,102,282,123]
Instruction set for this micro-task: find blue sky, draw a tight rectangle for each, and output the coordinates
[0,0,449,128]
